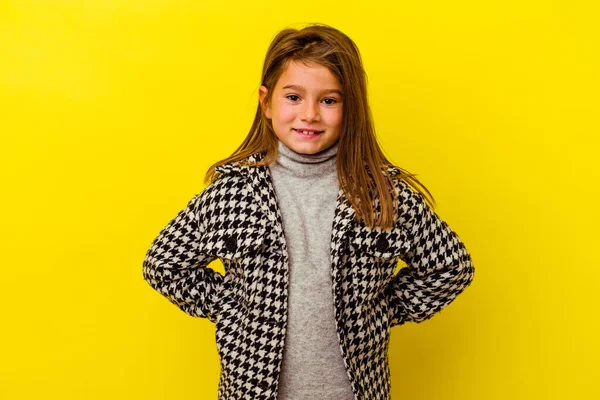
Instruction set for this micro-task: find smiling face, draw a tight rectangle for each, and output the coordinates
[259,60,343,155]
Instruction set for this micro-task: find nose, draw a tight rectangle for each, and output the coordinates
[300,99,320,122]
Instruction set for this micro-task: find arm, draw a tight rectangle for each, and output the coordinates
[385,188,475,327]
[142,192,224,322]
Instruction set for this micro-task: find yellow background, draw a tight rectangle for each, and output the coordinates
[1,0,598,399]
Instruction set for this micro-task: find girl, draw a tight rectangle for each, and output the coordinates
[143,23,475,400]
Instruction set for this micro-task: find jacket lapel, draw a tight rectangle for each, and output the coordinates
[246,156,289,252]
[329,188,356,302]
[216,151,357,310]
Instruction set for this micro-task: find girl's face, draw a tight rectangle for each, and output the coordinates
[259,60,343,155]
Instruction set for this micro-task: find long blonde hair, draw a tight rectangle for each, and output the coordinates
[205,23,435,230]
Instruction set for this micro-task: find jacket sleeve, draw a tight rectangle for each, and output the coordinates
[142,191,224,322]
[384,188,475,327]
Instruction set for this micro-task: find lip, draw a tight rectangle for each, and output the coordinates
[294,128,324,133]
[293,128,323,139]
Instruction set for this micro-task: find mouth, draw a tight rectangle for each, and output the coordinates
[293,128,324,137]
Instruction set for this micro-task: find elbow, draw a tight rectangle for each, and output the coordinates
[142,255,161,290]
[444,254,475,296]
[457,252,475,290]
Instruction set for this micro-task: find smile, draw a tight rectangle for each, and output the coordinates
[293,128,324,137]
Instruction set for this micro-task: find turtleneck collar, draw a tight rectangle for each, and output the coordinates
[271,139,339,178]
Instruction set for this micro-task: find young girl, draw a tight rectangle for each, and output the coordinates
[143,23,475,400]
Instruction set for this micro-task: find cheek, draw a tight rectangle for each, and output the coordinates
[273,104,296,123]
[327,109,343,128]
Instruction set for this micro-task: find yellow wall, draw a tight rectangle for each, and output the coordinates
[1,1,598,399]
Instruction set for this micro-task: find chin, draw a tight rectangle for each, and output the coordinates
[290,143,326,154]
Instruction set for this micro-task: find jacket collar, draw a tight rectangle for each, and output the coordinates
[214,151,266,177]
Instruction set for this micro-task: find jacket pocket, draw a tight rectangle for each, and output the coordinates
[198,226,267,261]
[350,227,406,259]
[349,228,405,301]
[201,226,266,325]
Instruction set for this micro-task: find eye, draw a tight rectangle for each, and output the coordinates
[323,98,338,105]
[286,95,300,101]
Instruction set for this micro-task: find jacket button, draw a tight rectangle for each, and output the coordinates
[375,237,389,253]
[224,236,237,252]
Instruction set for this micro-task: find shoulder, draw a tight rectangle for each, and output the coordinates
[199,151,264,202]
[197,173,251,209]
[384,165,423,202]
[195,167,264,231]
[387,173,430,228]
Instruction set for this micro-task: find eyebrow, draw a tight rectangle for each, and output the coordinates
[281,84,343,96]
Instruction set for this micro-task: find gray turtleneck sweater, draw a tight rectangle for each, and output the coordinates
[268,139,355,400]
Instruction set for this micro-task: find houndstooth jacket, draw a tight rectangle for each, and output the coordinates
[142,151,475,400]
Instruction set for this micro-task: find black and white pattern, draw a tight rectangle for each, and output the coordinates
[143,152,475,400]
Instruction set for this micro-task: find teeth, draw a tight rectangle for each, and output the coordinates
[297,130,319,135]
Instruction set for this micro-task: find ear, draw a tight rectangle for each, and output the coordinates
[259,85,272,119]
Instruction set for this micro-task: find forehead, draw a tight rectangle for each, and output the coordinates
[276,60,341,91]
